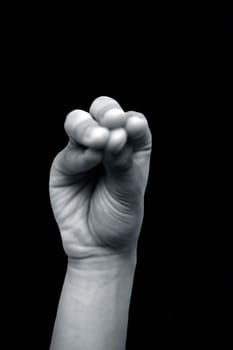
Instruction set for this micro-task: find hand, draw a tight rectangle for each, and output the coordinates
[49,96,152,264]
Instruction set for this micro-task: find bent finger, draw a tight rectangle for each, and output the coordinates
[89,96,127,129]
[105,128,128,154]
[125,111,152,152]
[51,144,104,181]
[64,109,110,149]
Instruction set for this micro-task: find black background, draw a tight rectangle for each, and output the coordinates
[3,7,232,348]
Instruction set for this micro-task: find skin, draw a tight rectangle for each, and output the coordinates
[49,96,152,349]
[49,96,152,262]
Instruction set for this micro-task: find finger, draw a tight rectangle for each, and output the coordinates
[64,109,110,149]
[89,96,127,129]
[50,143,104,184]
[105,128,128,154]
[60,144,104,175]
[125,111,152,152]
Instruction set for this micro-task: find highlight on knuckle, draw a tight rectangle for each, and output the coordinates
[64,109,79,133]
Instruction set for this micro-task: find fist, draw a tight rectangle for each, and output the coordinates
[49,97,152,262]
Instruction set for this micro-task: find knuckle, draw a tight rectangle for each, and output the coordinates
[147,125,152,141]
[126,110,146,120]
[64,109,91,135]
[64,109,79,133]
[148,131,152,147]
[80,118,98,133]
[91,96,118,107]
[90,96,121,118]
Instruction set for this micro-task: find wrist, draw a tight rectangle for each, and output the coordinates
[67,249,137,274]
[65,251,137,300]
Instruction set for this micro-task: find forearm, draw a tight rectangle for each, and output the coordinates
[50,253,137,350]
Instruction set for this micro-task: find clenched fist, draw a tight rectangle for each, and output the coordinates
[49,96,152,264]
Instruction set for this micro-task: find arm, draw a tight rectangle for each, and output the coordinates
[49,96,152,349]
[50,255,136,350]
